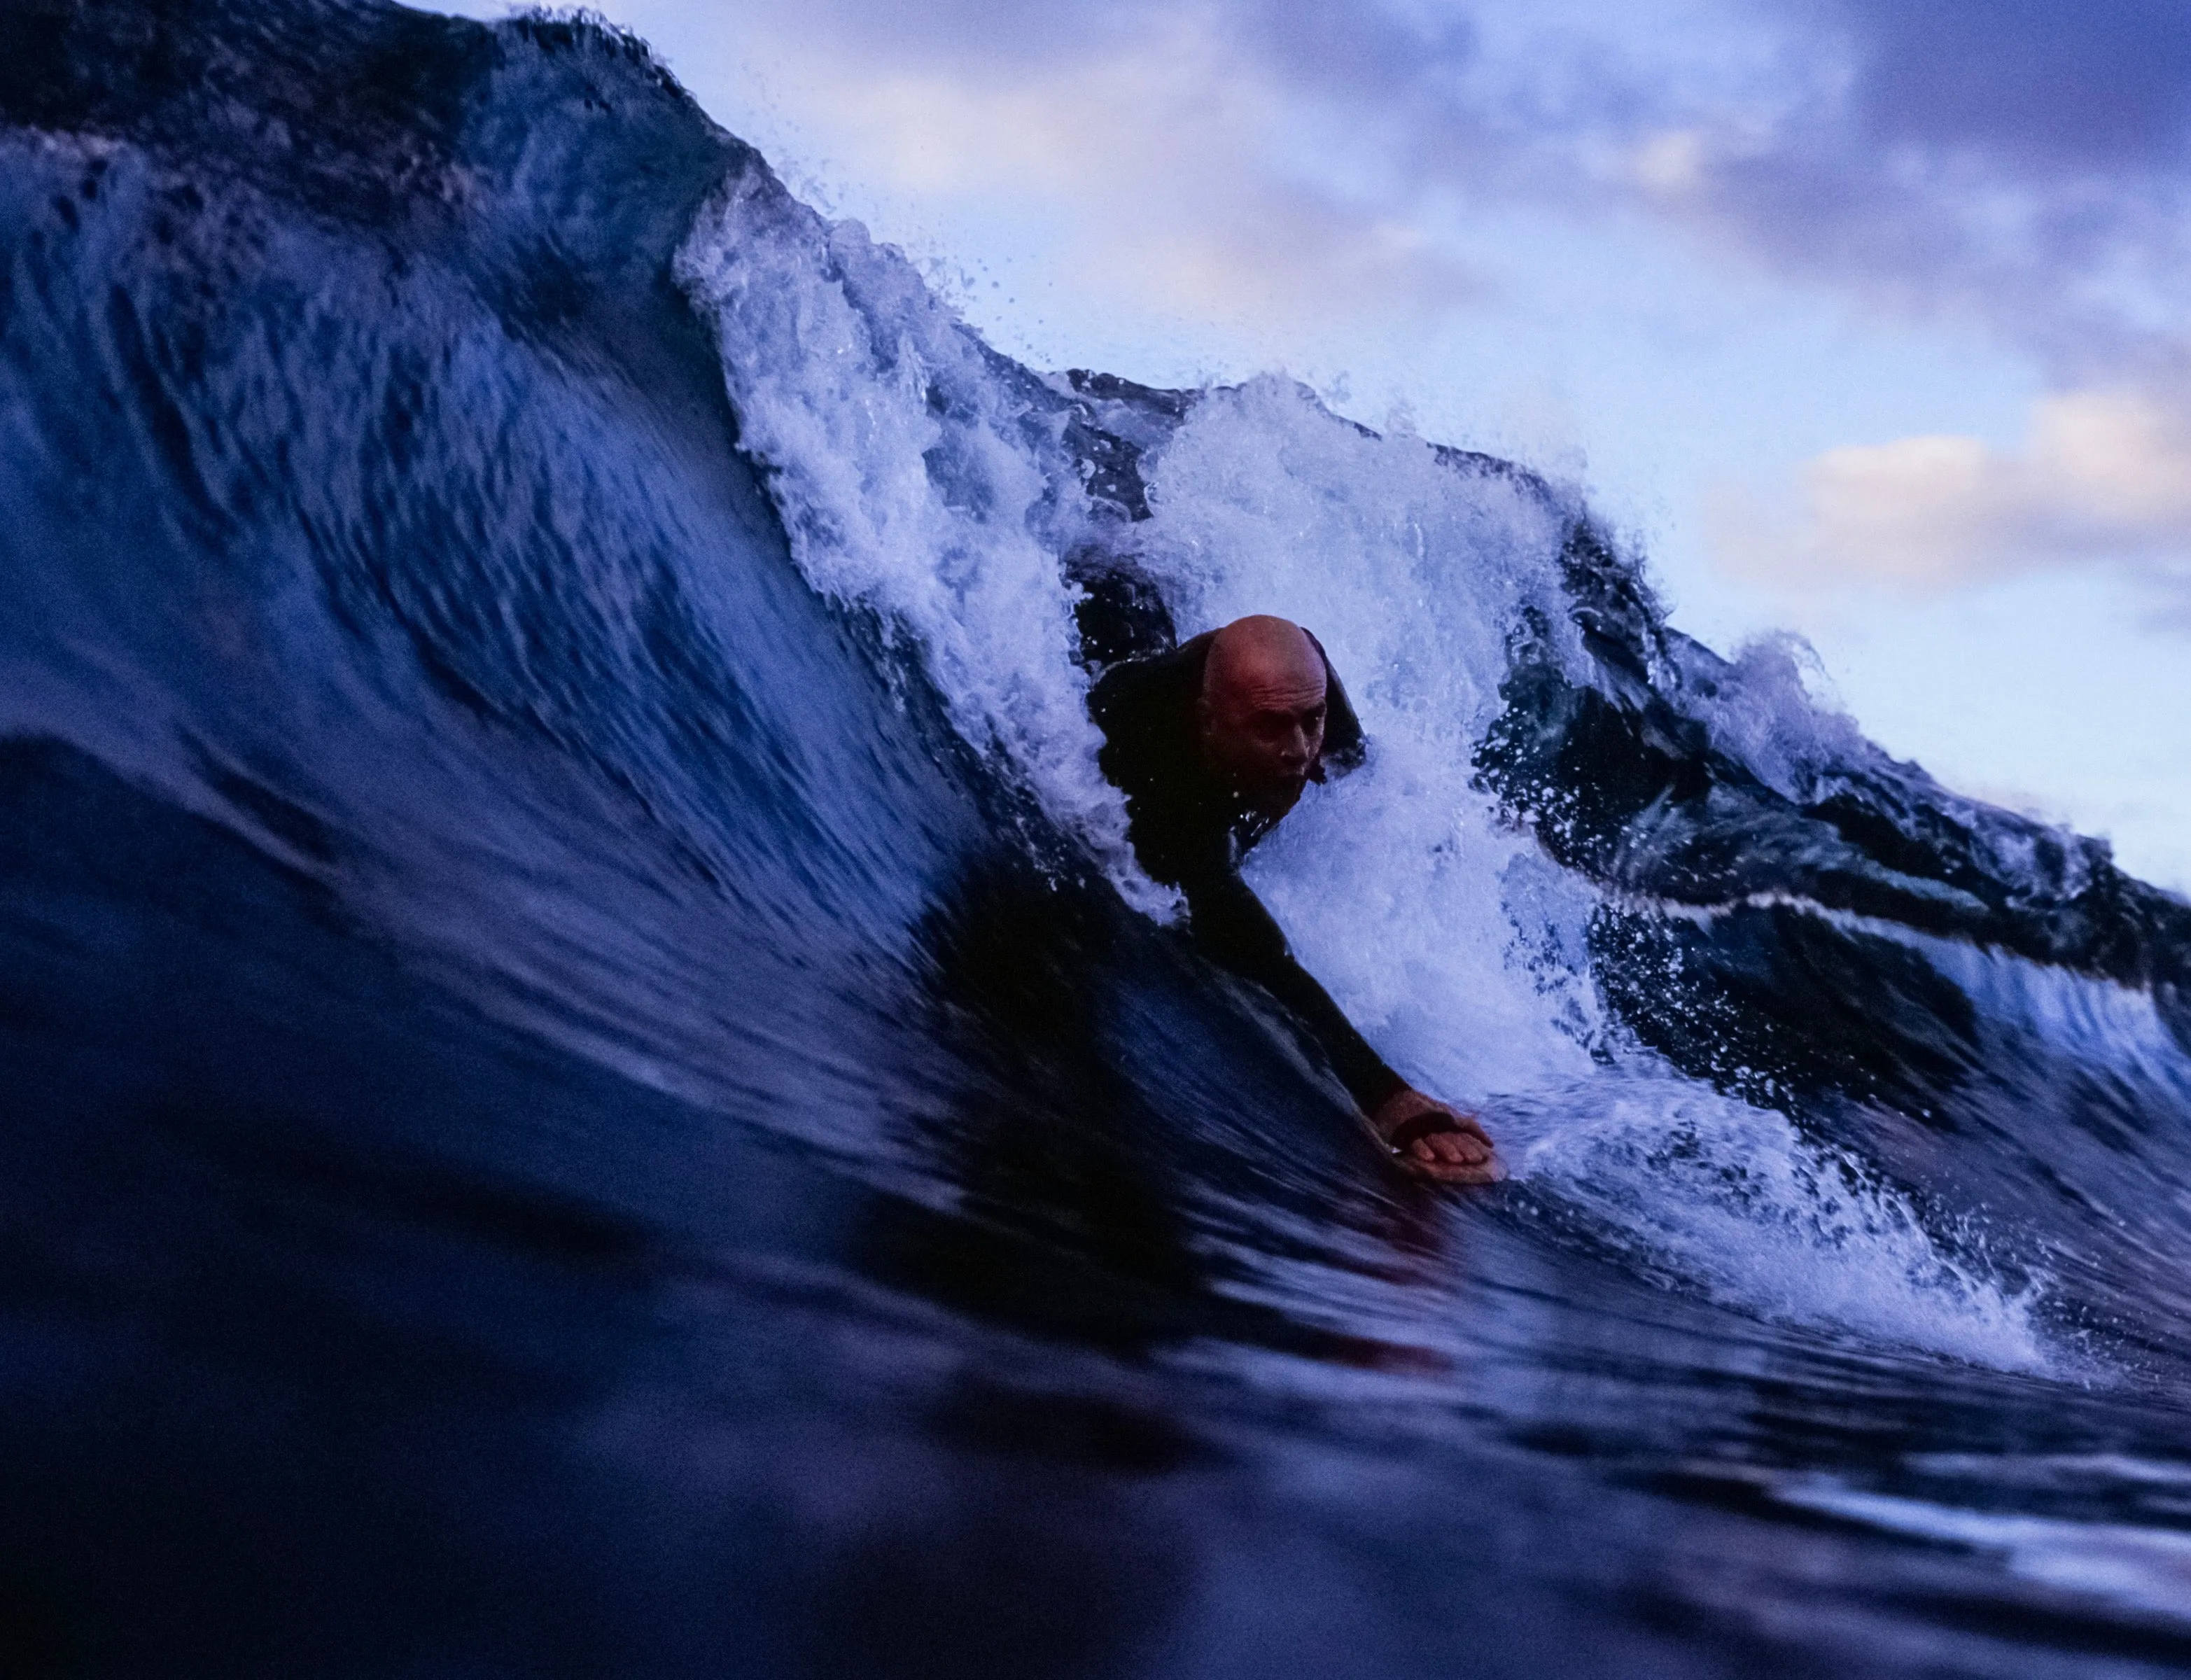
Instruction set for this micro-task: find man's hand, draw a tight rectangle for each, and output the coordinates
[1366,1086,1502,1185]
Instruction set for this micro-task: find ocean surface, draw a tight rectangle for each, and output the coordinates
[6,4,2191,1674]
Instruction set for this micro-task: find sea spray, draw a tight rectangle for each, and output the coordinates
[675,167,1135,875]
[676,165,2054,1367]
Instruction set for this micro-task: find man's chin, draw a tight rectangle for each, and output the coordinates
[1247,781,1306,820]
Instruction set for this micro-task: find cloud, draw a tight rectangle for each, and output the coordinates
[1603,0,2191,376]
[1820,0,2191,176]
[1708,388,2191,591]
[767,13,1484,323]
[1610,0,2191,595]
[647,0,1490,328]
[662,0,2191,371]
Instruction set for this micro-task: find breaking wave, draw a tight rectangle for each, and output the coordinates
[6,3,2190,1674]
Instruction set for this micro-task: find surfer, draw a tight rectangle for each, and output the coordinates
[1088,612,1500,1185]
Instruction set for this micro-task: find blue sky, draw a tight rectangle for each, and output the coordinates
[438,0,2191,890]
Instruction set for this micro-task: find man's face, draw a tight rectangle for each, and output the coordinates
[1198,624,1328,820]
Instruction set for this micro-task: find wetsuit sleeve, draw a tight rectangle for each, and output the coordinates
[1182,871,1408,1113]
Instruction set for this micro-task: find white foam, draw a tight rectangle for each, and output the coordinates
[1126,377,1605,1098]
[1502,1077,2049,1369]
[676,182,2049,1369]
[675,172,1134,873]
[1676,632,1868,806]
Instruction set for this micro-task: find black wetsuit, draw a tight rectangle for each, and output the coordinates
[1087,631,1408,1113]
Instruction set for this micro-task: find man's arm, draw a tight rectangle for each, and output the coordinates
[1182,871,1499,1184]
[1181,870,1407,1112]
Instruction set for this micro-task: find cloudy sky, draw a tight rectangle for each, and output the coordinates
[439,0,2191,890]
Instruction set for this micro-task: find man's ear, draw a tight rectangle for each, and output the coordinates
[1303,631,1366,775]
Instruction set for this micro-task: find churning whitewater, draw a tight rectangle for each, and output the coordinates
[676,162,2049,1370]
[6,4,2191,1676]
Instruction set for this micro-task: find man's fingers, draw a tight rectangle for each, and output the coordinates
[1411,1132,1490,1166]
[1371,1091,1502,1184]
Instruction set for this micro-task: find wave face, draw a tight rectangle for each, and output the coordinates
[6,3,2191,1674]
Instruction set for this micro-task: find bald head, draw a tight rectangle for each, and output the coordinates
[1206,616,1323,698]
[1198,616,1328,819]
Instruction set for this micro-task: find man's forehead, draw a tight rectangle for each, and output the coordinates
[1240,672,1326,709]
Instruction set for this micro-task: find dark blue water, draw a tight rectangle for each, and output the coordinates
[6,4,2191,1674]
